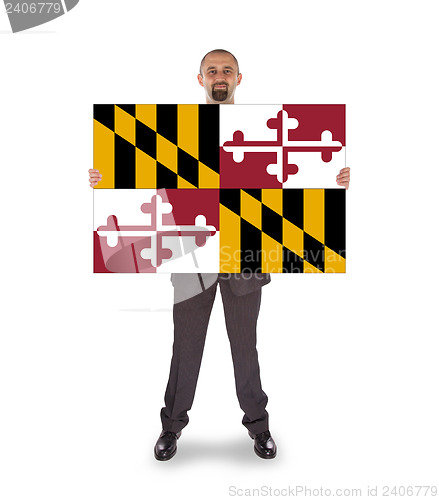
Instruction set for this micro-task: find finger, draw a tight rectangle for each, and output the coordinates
[88,169,100,173]
[337,173,350,181]
[339,167,350,173]
[337,181,349,189]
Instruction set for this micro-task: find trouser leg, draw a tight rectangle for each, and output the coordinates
[218,278,269,435]
[160,280,218,433]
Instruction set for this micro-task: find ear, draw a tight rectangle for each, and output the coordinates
[197,74,204,87]
[237,73,242,86]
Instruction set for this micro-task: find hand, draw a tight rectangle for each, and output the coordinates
[336,167,350,189]
[89,169,102,188]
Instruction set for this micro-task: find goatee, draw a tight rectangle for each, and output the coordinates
[212,87,228,102]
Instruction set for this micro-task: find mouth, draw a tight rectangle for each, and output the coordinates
[214,84,227,89]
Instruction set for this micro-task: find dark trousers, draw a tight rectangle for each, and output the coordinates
[160,275,269,435]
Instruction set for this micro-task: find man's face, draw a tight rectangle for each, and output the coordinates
[197,53,242,104]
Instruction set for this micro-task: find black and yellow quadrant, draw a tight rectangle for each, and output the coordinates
[219,189,346,273]
[93,104,220,188]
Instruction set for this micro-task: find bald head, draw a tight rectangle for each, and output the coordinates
[199,49,240,77]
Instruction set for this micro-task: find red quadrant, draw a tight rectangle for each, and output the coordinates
[220,149,281,189]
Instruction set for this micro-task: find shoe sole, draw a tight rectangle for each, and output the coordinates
[154,447,177,461]
[254,445,277,459]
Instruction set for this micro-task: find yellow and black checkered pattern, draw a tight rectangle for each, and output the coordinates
[93,104,220,189]
[219,189,346,273]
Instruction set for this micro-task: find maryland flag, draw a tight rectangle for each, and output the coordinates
[93,104,346,273]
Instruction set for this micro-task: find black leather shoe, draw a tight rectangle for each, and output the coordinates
[154,430,181,461]
[248,430,277,459]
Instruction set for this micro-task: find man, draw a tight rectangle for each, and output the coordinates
[89,49,351,461]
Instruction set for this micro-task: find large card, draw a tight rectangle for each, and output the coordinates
[93,104,346,273]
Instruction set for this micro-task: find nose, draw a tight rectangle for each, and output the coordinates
[216,71,229,80]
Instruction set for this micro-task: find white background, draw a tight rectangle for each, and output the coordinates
[1,1,438,499]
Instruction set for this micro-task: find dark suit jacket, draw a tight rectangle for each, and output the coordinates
[170,273,270,302]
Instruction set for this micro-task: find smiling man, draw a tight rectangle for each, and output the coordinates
[88,49,350,462]
[154,50,277,462]
[197,50,242,103]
